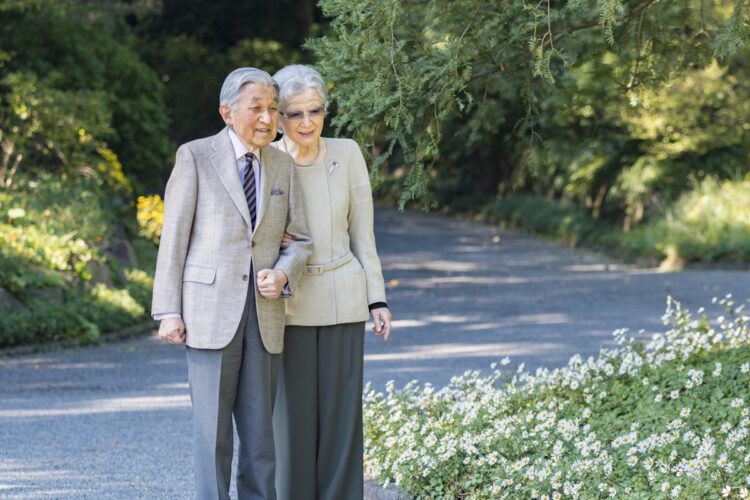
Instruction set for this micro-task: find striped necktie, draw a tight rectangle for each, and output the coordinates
[243,152,257,230]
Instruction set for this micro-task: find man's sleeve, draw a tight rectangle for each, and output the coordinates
[273,162,312,295]
[151,146,198,316]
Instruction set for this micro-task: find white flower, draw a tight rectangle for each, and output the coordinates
[732,398,745,408]
[680,407,691,418]
[671,485,682,497]
[655,394,663,402]
[661,481,670,492]
[742,363,750,374]
[722,485,732,497]
[669,390,680,400]
[627,455,638,467]
[500,356,511,366]
[423,433,437,448]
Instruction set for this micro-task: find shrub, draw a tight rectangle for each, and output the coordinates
[478,195,616,247]
[365,296,750,498]
[136,194,164,244]
[623,179,750,264]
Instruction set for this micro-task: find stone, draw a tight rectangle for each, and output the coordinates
[103,238,138,270]
[0,287,25,312]
[87,260,114,287]
[364,478,411,500]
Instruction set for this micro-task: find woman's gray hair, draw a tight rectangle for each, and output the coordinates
[219,67,278,109]
[272,65,328,109]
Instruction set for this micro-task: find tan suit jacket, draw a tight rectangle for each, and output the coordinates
[273,137,386,326]
[152,128,312,352]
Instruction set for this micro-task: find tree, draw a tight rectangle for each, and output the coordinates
[0,0,171,189]
[310,0,750,209]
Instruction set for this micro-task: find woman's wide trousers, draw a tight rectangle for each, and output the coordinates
[273,322,366,500]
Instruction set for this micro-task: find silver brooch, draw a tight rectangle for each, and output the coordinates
[327,160,339,176]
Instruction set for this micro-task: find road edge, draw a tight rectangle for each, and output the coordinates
[0,320,156,357]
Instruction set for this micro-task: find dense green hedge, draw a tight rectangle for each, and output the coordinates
[0,174,155,349]
[470,177,750,267]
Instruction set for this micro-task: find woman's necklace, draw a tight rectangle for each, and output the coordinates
[283,137,323,167]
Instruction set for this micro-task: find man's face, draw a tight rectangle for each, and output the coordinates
[220,83,279,151]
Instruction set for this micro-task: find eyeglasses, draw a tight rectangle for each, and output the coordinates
[279,107,327,122]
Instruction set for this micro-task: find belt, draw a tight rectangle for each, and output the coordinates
[304,252,354,275]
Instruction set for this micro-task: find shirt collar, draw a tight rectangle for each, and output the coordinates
[227,127,257,161]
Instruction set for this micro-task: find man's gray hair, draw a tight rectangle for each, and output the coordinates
[219,67,278,108]
[272,65,329,109]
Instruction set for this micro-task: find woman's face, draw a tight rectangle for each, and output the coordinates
[280,88,326,148]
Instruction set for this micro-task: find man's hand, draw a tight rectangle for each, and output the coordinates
[257,269,288,299]
[370,307,393,342]
[158,317,186,344]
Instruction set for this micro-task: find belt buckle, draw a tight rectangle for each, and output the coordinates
[306,266,324,275]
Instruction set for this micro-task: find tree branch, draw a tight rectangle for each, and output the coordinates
[545,0,659,48]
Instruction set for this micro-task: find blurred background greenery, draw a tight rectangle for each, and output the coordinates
[0,0,749,348]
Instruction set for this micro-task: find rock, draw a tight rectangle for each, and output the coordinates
[87,260,114,287]
[0,287,25,312]
[364,478,411,500]
[103,238,138,269]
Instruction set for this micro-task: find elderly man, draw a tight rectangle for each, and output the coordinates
[152,67,312,500]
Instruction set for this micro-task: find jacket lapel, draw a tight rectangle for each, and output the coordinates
[209,128,252,228]
[255,146,278,231]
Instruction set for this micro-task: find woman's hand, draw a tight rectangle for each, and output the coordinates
[280,232,294,249]
[370,307,392,342]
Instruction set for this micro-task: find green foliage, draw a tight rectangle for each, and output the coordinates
[0,278,150,348]
[477,178,750,266]
[478,195,616,248]
[365,297,750,497]
[0,170,154,349]
[0,0,171,188]
[623,179,750,263]
[136,34,303,144]
[311,0,750,268]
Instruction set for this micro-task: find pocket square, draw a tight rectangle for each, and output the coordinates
[270,188,285,196]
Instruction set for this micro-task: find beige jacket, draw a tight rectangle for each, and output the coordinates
[152,128,312,352]
[273,137,386,326]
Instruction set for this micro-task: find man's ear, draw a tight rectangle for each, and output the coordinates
[218,105,232,125]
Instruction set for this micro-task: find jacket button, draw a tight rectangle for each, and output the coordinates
[242,274,248,281]
[251,241,256,248]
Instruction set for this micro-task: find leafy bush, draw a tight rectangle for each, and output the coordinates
[477,195,617,248]
[365,296,750,498]
[136,194,164,244]
[0,0,171,189]
[0,171,155,348]
[622,179,750,264]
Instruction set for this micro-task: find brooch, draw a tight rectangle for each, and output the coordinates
[327,160,339,176]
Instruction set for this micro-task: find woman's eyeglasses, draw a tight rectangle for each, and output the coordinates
[280,107,327,122]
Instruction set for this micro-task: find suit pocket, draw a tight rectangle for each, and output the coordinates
[182,265,216,284]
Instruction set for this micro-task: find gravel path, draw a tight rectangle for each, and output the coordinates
[2,206,749,498]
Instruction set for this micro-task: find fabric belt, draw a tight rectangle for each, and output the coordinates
[304,252,354,275]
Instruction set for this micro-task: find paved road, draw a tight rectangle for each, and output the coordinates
[2,206,749,498]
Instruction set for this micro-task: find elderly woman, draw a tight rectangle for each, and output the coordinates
[271,64,393,500]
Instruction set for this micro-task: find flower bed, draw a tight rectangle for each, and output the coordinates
[364,296,750,498]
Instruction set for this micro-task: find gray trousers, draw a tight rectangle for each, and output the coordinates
[186,292,279,500]
[273,322,365,500]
